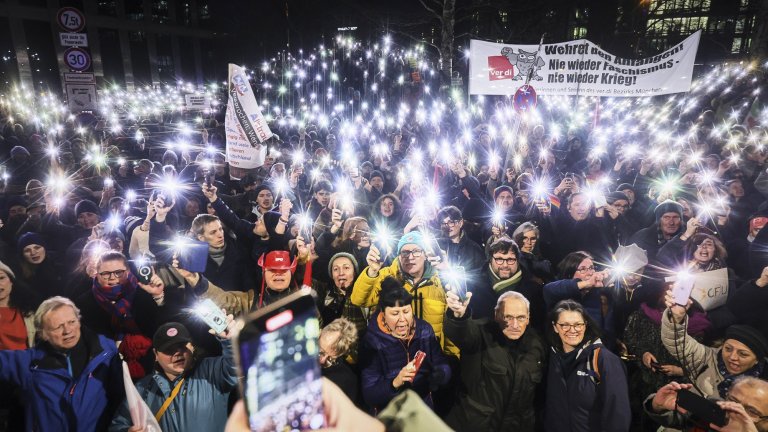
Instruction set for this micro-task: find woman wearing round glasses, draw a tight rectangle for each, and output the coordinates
[75,251,166,379]
[543,251,618,351]
[544,299,631,432]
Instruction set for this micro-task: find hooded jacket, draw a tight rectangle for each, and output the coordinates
[351,259,459,357]
[0,328,124,432]
[444,314,546,432]
[109,338,238,432]
[358,314,451,411]
[544,340,631,432]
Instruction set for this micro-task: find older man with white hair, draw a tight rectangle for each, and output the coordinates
[0,296,124,431]
[443,290,546,432]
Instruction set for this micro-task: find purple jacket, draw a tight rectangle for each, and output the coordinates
[358,314,451,411]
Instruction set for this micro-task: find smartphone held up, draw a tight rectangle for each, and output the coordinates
[234,289,325,432]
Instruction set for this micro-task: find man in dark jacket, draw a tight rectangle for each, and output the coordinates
[436,205,485,280]
[444,290,546,432]
[629,200,685,265]
[469,236,546,329]
[0,296,125,431]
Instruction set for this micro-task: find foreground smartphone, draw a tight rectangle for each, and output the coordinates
[234,288,325,432]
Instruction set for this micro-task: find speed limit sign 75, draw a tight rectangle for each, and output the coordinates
[64,47,91,72]
[57,7,86,32]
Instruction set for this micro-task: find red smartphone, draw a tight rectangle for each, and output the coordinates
[411,350,426,375]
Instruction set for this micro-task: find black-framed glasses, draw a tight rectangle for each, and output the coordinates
[556,322,586,331]
[492,256,517,265]
[725,395,768,423]
[98,269,127,279]
[576,266,595,273]
[440,220,460,228]
[399,249,424,259]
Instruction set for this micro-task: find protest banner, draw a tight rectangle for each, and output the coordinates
[225,63,271,169]
[664,267,729,311]
[469,30,700,97]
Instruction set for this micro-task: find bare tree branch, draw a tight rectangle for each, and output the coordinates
[417,0,444,23]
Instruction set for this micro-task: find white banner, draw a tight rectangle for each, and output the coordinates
[225,64,270,169]
[664,267,729,311]
[469,31,700,97]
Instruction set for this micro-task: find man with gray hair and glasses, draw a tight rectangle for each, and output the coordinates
[646,376,768,432]
[0,296,124,431]
[443,289,546,431]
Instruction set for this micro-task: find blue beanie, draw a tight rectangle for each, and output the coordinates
[17,232,46,252]
[396,231,426,255]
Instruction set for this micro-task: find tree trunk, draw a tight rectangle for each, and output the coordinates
[440,0,456,83]
[753,0,768,60]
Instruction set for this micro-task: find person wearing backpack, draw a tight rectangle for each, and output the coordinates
[544,299,631,432]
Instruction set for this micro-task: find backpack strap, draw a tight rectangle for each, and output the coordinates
[586,347,601,384]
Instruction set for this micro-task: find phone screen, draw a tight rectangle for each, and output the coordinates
[672,275,695,306]
[237,293,324,431]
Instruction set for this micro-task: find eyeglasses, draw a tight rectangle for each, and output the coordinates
[319,349,339,366]
[725,396,768,423]
[399,249,424,259]
[98,269,127,280]
[492,256,518,265]
[522,236,538,242]
[555,322,586,331]
[440,220,459,228]
[576,266,595,273]
[502,315,529,323]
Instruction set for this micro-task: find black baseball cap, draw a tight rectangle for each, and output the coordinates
[153,322,192,352]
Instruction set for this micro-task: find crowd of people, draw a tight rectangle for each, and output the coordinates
[0,38,768,432]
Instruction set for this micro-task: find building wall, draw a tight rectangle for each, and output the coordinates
[0,0,216,94]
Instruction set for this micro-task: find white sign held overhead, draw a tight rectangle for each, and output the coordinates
[66,83,97,112]
[469,30,701,97]
[60,32,88,47]
[184,94,211,110]
[57,7,85,32]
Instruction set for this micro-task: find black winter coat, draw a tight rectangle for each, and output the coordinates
[444,314,545,432]
[544,341,631,432]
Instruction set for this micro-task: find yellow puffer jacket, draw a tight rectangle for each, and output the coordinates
[351,259,459,358]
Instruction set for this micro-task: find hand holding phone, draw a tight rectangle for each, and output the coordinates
[234,290,325,431]
[194,299,229,334]
[676,389,727,427]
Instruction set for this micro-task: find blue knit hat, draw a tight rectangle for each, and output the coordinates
[396,231,426,255]
[17,232,46,252]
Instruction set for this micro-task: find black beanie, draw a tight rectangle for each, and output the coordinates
[494,185,514,200]
[607,191,629,204]
[75,199,100,217]
[726,325,768,359]
[654,200,683,222]
[616,183,635,193]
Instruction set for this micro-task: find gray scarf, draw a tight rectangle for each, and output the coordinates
[209,243,227,266]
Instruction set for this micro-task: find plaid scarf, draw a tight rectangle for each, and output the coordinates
[91,271,141,338]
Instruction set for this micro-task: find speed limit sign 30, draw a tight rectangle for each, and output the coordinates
[64,47,91,72]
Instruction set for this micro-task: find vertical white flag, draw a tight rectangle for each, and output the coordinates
[122,362,162,431]
[225,63,271,169]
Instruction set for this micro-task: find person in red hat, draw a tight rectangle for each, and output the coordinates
[173,247,310,316]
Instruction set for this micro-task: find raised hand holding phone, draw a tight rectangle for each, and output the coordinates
[366,245,382,277]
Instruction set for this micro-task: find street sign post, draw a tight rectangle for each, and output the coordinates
[64,47,91,72]
[57,7,86,32]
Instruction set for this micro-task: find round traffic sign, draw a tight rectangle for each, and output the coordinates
[64,47,91,72]
[57,7,85,32]
[513,84,537,112]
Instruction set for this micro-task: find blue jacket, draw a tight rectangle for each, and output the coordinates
[110,338,238,432]
[358,313,451,411]
[0,329,124,432]
[544,340,631,432]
